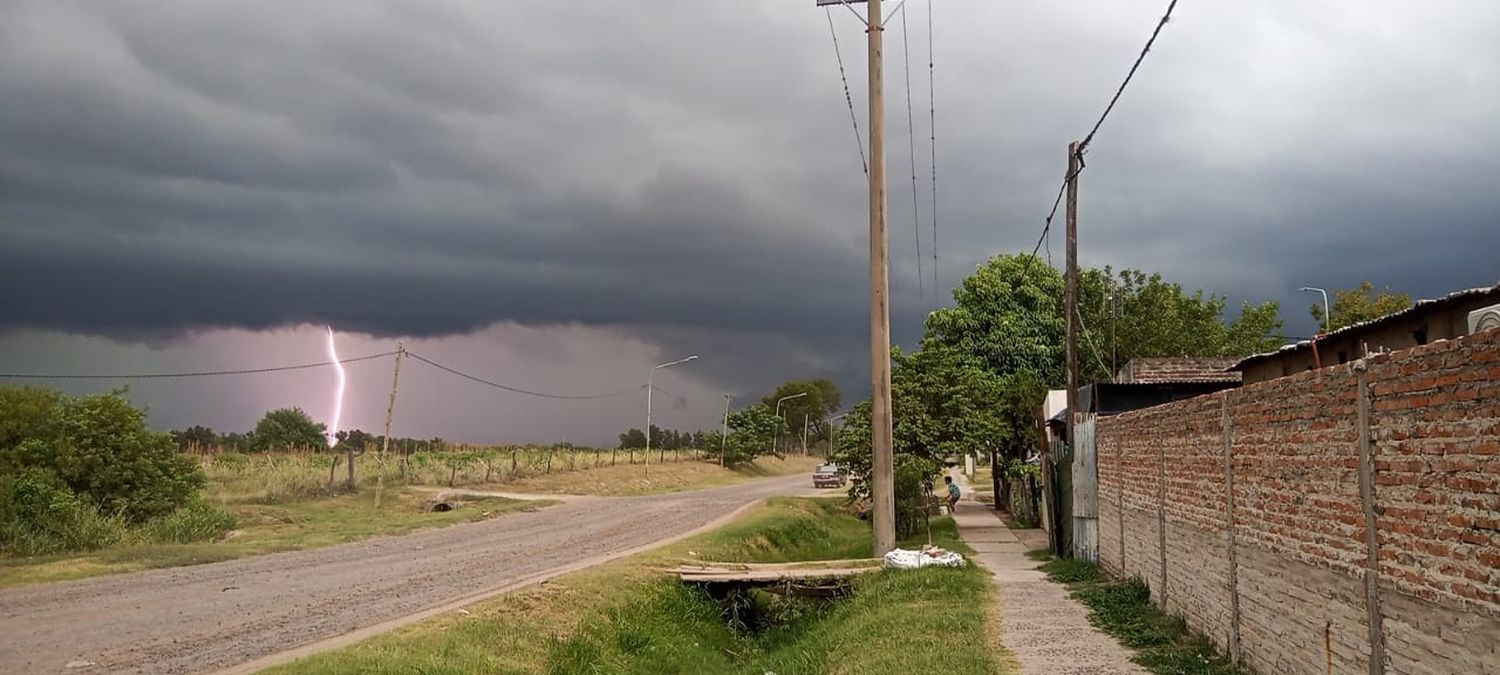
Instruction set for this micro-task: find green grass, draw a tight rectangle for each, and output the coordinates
[269,497,1007,675]
[1037,553,1237,675]
[0,489,551,587]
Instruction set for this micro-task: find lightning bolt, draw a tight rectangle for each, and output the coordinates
[325,326,346,448]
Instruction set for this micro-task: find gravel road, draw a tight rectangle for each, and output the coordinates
[0,474,816,674]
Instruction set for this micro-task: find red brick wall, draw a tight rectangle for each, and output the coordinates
[1095,327,1500,674]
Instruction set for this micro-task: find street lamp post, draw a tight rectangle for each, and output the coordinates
[1300,287,1331,334]
[645,355,698,477]
[773,392,808,456]
[828,412,850,457]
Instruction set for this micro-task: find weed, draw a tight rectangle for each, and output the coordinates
[138,499,237,544]
[1040,557,1238,675]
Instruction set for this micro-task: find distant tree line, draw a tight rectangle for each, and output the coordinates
[616,426,706,451]
[172,407,445,455]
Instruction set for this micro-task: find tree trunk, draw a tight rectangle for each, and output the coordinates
[345,447,356,489]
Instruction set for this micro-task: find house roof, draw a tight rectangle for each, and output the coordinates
[1231,283,1500,371]
[1115,357,1241,384]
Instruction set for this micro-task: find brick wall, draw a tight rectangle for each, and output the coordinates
[1095,327,1500,674]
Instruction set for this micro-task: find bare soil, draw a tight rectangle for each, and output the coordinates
[0,474,815,674]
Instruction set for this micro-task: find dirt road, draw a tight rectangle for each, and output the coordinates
[0,474,818,674]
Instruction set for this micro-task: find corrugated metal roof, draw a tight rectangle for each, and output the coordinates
[1116,357,1241,384]
[1231,283,1500,370]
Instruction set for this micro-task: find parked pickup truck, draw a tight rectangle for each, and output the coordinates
[813,463,847,489]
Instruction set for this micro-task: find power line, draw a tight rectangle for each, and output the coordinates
[0,351,397,380]
[901,3,923,298]
[926,0,939,297]
[405,351,643,400]
[1075,306,1115,382]
[1077,0,1180,156]
[1015,0,1180,286]
[826,7,868,176]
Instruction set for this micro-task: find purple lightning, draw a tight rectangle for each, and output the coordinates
[325,326,346,448]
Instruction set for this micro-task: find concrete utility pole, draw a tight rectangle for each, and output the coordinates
[802,415,810,455]
[720,394,732,467]
[376,342,404,509]
[816,0,893,554]
[1065,142,1081,454]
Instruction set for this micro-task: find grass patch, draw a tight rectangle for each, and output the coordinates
[269,497,1007,675]
[1039,557,1237,675]
[0,489,550,587]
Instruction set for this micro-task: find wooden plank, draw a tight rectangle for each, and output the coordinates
[677,567,877,584]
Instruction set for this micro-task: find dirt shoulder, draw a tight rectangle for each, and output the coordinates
[0,473,812,675]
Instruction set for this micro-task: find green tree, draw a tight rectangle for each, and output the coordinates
[1077,266,1284,383]
[173,425,218,450]
[1311,281,1412,332]
[618,428,647,449]
[716,405,787,467]
[925,254,1067,385]
[0,388,203,523]
[250,408,327,452]
[762,379,842,448]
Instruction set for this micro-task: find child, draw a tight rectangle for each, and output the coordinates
[944,475,960,513]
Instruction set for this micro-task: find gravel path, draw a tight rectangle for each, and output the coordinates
[0,474,816,674]
[950,473,1147,675]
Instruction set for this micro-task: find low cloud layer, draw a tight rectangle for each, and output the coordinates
[2,1,1498,442]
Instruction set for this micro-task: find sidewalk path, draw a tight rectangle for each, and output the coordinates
[951,473,1146,675]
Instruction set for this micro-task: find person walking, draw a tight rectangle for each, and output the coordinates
[944,475,961,514]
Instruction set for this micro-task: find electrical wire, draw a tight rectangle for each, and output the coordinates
[826,7,868,176]
[405,352,643,400]
[1015,0,1181,286]
[0,351,397,380]
[901,3,924,298]
[1077,0,1180,156]
[926,0,939,297]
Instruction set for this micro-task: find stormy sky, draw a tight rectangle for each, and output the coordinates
[1,0,1497,445]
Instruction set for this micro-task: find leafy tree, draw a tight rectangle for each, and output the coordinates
[762,379,842,448]
[334,429,377,453]
[926,254,1068,385]
[250,408,327,452]
[715,405,787,467]
[1076,266,1284,382]
[618,428,647,449]
[0,388,203,523]
[173,425,218,450]
[1311,281,1412,332]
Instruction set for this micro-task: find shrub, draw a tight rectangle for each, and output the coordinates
[139,498,237,544]
[0,388,205,523]
[0,469,126,556]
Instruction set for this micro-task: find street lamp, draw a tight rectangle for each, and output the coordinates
[1300,287,1331,334]
[773,392,808,455]
[828,412,850,457]
[645,355,698,474]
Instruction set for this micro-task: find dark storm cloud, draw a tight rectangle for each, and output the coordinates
[3,0,1500,377]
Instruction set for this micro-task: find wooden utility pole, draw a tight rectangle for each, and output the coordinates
[815,0,893,554]
[1065,142,1080,455]
[375,342,404,508]
[866,0,895,556]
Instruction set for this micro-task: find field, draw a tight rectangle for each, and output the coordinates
[0,448,820,588]
[269,497,1009,675]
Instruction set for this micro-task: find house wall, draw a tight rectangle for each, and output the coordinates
[1097,327,1500,674]
[1241,299,1496,384]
